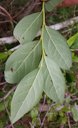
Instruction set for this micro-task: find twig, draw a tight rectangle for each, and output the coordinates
[0,16,78,45]
[0,36,17,44]
[41,103,56,128]
[0,5,13,26]
[13,0,41,19]
[4,100,15,128]
[50,16,78,30]
[29,122,35,128]
[0,11,6,16]
[10,45,20,51]
[67,113,71,128]
[19,0,41,18]
[13,0,32,19]
[60,125,64,128]
[0,86,16,102]
[0,82,6,86]
[38,95,46,126]
[0,20,13,24]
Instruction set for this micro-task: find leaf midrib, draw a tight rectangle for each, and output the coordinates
[13,41,40,75]
[12,68,41,122]
[44,69,60,102]
[45,58,62,102]
[12,74,37,106]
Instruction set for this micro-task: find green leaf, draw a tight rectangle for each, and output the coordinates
[0,52,8,61]
[5,41,42,84]
[44,70,62,103]
[72,104,78,122]
[45,0,63,12]
[14,12,42,44]
[0,95,12,112]
[67,33,78,47]
[71,37,78,49]
[72,53,78,63]
[44,57,65,103]
[11,67,45,124]
[43,26,72,70]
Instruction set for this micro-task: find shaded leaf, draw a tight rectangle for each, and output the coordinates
[14,12,42,44]
[43,26,72,70]
[45,0,63,12]
[5,41,42,84]
[72,104,78,122]
[45,57,65,103]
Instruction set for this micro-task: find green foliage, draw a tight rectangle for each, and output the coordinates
[72,104,78,122]
[43,26,72,69]
[45,0,63,12]
[4,0,72,124]
[11,67,45,123]
[65,34,78,124]
[67,33,78,47]
[0,52,8,61]
[5,41,42,83]
[0,101,7,112]
[44,57,65,103]
[30,108,38,118]
[72,53,78,63]
[14,12,42,44]
[67,33,78,63]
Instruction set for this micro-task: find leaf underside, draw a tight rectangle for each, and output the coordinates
[14,12,42,44]
[11,64,45,124]
[44,57,65,103]
[43,26,72,70]
[5,41,42,84]
[4,4,72,124]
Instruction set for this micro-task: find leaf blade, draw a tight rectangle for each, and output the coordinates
[45,57,65,103]
[14,12,42,44]
[67,33,78,47]
[45,0,63,12]
[72,104,78,122]
[44,69,60,103]
[43,26,72,70]
[11,66,44,124]
[5,41,42,83]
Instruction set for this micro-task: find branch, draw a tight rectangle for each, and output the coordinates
[50,16,78,30]
[0,16,78,46]
[0,86,16,102]
[41,103,56,127]
[13,0,38,19]
[0,36,17,44]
